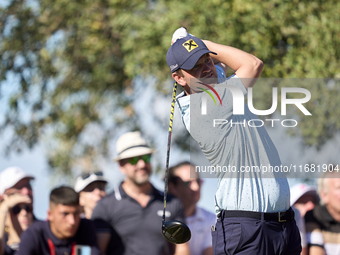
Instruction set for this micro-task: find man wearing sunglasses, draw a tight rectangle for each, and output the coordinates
[74,171,108,219]
[168,161,215,255]
[0,167,35,255]
[92,131,190,255]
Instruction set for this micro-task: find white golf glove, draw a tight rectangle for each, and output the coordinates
[171,27,194,45]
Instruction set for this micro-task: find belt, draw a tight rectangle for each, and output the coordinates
[218,207,295,222]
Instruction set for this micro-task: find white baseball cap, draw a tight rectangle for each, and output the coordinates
[290,183,319,205]
[74,172,108,192]
[114,131,155,161]
[0,167,35,195]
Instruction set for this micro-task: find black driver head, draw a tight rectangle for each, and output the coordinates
[162,220,191,244]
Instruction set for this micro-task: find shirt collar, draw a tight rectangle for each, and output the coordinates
[176,91,187,99]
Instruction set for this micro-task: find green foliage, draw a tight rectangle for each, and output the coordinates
[0,0,339,174]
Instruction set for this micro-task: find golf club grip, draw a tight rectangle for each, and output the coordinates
[163,82,177,225]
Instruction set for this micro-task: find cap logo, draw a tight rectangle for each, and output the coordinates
[170,64,178,71]
[182,39,198,52]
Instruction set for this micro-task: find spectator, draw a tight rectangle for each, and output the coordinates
[74,171,107,219]
[291,183,320,217]
[92,131,190,255]
[305,168,340,255]
[168,161,215,255]
[0,167,35,255]
[17,186,100,255]
[291,183,320,255]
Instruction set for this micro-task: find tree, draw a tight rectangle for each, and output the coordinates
[1,0,339,175]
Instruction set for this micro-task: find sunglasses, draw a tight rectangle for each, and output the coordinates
[171,177,202,187]
[181,178,202,187]
[81,171,103,180]
[82,182,106,192]
[12,204,33,215]
[126,155,151,165]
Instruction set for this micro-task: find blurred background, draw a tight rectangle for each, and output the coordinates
[0,0,339,219]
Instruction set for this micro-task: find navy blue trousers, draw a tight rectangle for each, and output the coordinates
[211,215,302,255]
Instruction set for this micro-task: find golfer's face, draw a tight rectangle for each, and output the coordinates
[182,54,217,92]
[120,155,152,186]
[48,204,81,240]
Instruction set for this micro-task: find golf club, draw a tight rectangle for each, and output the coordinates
[162,82,191,244]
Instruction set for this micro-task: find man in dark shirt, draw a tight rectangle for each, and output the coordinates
[92,131,190,255]
[17,186,100,255]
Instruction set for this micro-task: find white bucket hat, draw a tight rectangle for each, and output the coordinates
[74,172,108,192]
[115,131,154,161]
[0,167,35,195]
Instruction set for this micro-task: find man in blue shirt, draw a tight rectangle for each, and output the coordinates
[168,161,215,255]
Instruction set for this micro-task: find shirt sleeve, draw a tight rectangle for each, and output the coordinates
[305,210,325,248]
[306,231,324,248]
[16,227,38,255]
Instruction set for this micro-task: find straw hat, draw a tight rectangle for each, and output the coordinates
[114,131,154,161]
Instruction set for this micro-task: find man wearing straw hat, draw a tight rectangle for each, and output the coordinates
[92,131,190,255]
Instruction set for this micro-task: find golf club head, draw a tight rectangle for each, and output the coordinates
[162,220,191,244]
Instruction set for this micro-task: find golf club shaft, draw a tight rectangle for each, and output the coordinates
[162,82,178,226]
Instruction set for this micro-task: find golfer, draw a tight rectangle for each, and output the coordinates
[166,28,301,254]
